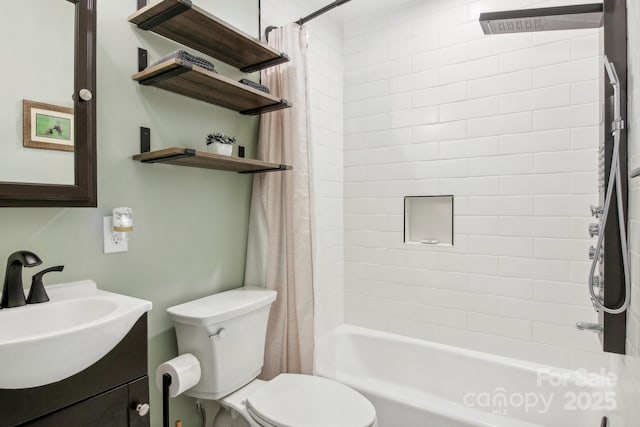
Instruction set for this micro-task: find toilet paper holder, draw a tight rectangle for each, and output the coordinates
[156,353,201,427]
[162,373,172,427]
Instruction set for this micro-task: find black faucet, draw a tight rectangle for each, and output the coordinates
[1,251,42,309]
[27,265,64,304]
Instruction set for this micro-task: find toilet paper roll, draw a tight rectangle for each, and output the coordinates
[156,353,202,397]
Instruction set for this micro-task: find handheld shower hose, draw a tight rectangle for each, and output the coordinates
[587,56,630,315]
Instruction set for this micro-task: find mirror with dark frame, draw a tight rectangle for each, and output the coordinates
[0,0,96,207]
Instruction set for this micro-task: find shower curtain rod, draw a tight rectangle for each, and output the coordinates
[295,0,353,26]
[265,0,353,40]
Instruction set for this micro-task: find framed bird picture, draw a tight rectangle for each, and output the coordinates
[23,99,74,152]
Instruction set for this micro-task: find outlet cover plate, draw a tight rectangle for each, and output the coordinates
[103,216,128,254]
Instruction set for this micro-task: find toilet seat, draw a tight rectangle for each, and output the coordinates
[245,374,376,427]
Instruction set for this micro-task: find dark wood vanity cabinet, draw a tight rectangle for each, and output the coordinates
[26,378,148,427]
[0,315,150,427]
[27,385,130,426]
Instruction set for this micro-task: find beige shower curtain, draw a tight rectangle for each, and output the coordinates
[244,23,315,379]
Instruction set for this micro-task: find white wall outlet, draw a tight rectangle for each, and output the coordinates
[103,216,128,254]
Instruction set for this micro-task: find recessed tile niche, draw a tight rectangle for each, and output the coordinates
[404,196,454,246]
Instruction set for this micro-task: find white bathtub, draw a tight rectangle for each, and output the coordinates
[316,325,618,427]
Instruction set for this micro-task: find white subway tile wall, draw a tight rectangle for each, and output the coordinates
[343,0,606,369]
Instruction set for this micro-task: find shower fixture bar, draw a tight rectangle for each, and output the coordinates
[479,3,603,35]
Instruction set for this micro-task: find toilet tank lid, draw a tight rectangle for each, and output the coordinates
[167,287,276,326]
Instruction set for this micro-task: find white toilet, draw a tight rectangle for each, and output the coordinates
[167,287,377,427]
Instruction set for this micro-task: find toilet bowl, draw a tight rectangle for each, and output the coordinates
[214,374,376,427]
[166,287,377,427]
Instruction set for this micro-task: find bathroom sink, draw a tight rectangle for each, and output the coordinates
[0,280,151,389]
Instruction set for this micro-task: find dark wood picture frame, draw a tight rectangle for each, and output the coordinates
[0,0,97,207]
[23,100,75,153]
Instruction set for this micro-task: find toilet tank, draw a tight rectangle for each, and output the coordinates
[167,287,277,400]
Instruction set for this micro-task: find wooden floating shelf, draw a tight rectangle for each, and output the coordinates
[132,58,291,115]
[129,0,289,73]
[133,147,292,174]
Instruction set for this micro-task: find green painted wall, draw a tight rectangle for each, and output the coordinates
[0,1,259,425]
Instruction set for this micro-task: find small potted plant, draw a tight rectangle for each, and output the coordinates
[206,132,237,156]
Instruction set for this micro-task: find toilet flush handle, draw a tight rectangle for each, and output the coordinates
[209,328,226,339]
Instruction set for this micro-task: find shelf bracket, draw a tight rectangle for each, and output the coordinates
[139,63,193,86]
[238,165,292,174]
[240,53,290,73]
[240,99,292,116]
[137,0,192,30]
[140,127,151,153]
[138,48,148,72]
[141,149,196,164]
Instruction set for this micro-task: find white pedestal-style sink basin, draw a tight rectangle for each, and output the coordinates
[0,280,152,389]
